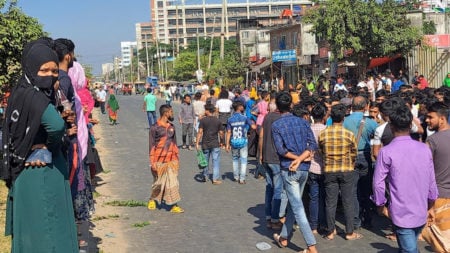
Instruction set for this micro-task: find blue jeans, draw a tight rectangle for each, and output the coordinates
[394,225,424,253]
[146,111,156,126]
[231,145,248,181]
[280,170,316,247]
[264,163,288,222]
[202,148,221,181]
[308,172,325,230]
[353,151,373,228]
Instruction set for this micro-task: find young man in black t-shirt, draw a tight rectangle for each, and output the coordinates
[196,103,224,184]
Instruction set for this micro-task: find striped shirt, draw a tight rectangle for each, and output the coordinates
[318,124,357,173]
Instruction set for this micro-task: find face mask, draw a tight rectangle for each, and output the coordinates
[168,116,174,122]
[34,75,58,90]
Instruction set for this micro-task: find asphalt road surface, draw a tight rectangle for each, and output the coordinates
[88,94,433,253]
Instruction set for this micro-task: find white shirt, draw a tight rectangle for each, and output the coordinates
[215,98,232,113]
[97,90,107,102]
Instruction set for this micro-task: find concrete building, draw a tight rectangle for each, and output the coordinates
[102,63,114,77]
[120,41,137,67]
[150,0,314,46]
[136,22,153,50]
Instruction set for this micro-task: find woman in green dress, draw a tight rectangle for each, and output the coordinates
[1,38,78,252]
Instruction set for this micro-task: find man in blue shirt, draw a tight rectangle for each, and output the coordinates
[271,92,318,253]
[226,101,256,184]
[343,95,377,229]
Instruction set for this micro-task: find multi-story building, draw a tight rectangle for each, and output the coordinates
[120,41,137,67]
[136,22,153,50]
[150,0,314,46]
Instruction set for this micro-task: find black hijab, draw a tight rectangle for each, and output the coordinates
[1,38,59,187]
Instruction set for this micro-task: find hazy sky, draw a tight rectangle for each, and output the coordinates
[17,0,150,75]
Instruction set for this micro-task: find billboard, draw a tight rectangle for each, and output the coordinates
[272,49,297,62]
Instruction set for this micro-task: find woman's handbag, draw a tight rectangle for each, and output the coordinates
[196,150,208,168]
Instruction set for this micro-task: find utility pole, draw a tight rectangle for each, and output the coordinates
[220,0,225,60]
[208,16,216,70]
[145,34,150,77]
[136,45,140,81]
[197,26,201,71]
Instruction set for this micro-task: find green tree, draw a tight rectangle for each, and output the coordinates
[304,0,421,76]
[0,0,46,90]
[422,20,436,35]
[173,51,197,81]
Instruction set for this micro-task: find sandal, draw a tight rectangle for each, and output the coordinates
[273,233,287,248]
[346,232,363,240]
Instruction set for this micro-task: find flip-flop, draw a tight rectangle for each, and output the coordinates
[346,233,363,240]
[273,233,287,248]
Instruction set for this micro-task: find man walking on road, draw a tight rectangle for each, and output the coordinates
[196,103,223,184]
[179,94,195,150]
[97,86,107,114]
[143,88,157,127]
[225,101,256,184]
[147,105,184,213]
[271,92,319,253]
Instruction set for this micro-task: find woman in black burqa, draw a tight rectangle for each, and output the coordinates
[1,38,78,252]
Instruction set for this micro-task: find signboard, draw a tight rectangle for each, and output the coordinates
[282,60,297,67]
[272,49,297,62]
[298,55,311,65]
[424,34,450,48]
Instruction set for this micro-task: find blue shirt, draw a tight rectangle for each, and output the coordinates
[272,113,318,171]
[227,112,253,148]
[245,99,257,122]
[343,112,377,152]
[392,80,404,93]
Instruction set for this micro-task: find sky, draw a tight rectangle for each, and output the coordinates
[17,0,151,76]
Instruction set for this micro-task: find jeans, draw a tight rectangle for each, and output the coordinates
[182,123,194,146]
[202,148,221,181]
[264,163,288,222]
[231,145,248,181]
[308,172,325,230]
[394,225,424,253]
[280,170,316,247]
[353,151,373,228]
[146,111,157,127]
[324,172,354,234]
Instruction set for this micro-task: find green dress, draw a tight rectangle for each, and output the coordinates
[5,104,78,253]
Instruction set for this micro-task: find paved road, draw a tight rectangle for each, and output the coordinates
[89,94,433,253]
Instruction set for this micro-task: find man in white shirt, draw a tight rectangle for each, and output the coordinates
[97,86,107,114]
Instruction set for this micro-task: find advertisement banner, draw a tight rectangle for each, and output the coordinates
[272,49,297,62]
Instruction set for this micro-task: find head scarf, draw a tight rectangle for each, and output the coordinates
[68,61,89,160]
[1,38,59,187]
[108,95,119,112]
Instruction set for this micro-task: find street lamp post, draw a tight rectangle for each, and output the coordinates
[208,16,216,70]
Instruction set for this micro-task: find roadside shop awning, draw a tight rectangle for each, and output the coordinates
[368,54,402,69]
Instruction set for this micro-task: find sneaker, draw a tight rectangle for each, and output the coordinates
[147,200,156,210]
[170,205,184,213]
[212,180,222,185]
[181,145,187,149]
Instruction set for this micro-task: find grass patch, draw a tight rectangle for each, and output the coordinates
[93,191,101,198]
[132,221,150,228]
[105,200,147,207]
[92,214,120,221]
[0,181,11,252]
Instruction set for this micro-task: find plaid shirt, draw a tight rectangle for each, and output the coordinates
[318,124,357,173]
[272,113,317,171]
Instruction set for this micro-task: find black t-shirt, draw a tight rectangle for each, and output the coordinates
[262,112,281,164]
[199,116,222,149]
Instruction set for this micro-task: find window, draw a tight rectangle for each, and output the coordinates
[293,32,298,46]
[242,31,249,39]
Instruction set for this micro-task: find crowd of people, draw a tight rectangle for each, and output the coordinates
[145,70,450,252]
[0,38,104,252]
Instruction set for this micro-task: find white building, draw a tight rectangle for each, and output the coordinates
[120,41,137,67]
[102,63,114,77]
[150,0,314,45]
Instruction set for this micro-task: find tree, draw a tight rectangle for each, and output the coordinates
[303,0,421,76]
[0,0,46,91]
[422,20,436,35]
[172,51,197,81]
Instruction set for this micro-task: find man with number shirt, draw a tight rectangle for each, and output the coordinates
[225,101,256,184]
